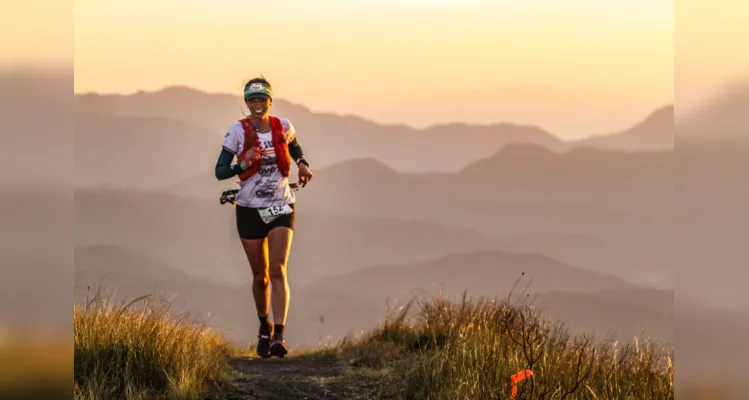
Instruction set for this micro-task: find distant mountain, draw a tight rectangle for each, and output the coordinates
[75,86,672,176]
[572,105,673,151]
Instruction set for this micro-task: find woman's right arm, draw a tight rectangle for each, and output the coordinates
[215,148,245,180]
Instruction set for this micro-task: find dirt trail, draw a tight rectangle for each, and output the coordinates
[223,352,386,400]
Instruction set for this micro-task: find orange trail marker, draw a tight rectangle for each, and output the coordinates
[510,369,534,399]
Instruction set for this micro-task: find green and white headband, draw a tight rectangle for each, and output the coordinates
[244,81,273,101]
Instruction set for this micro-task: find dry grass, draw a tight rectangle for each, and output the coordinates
[72,283,675,399]
[73,290,233,400]
[337,290,675,400]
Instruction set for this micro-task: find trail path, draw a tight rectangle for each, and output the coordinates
[222,352,387,400]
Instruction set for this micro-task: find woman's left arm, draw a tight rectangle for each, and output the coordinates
[288,137,313,186]
[288,137,309,167]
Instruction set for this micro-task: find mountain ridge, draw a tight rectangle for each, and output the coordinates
[75,84,671,148]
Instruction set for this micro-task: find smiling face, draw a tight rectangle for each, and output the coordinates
[246,96,271,119]
[243,79,273,119]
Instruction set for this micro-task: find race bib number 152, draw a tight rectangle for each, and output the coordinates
[258,204,293,224]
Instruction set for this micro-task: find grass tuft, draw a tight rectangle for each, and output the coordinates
[337,290,674,399]
[73,289,233,400]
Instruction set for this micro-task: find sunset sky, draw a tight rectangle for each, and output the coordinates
[6,0,747,138]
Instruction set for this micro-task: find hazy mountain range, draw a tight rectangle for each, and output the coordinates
[7,70,749,363]
[67,81,683,348]
[74,85,673,188]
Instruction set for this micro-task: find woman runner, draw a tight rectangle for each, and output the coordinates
[215,76,313,357]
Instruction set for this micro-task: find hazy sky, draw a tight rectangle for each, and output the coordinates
[13,0,744,138]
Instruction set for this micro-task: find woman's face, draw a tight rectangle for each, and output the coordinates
[246,96,271,118]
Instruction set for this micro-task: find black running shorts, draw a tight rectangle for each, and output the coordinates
[235,204,296,240]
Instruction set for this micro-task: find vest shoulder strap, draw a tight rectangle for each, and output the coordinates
[268,116,287,143]
[239,118,258,150]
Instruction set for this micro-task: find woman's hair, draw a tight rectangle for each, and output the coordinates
[245,75,272,90]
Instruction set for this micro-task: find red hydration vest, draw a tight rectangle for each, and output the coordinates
[237,116,292,181]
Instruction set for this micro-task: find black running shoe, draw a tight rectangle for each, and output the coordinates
[256,323,273,358]
[269,333,288,358]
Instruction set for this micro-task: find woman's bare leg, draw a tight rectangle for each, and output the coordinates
[267,227,293,326]
[240,238,270,319]
[240,237,274,357]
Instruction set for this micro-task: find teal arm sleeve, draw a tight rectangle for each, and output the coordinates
[215,148,244,180]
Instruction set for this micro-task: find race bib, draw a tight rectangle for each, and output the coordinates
[258,204,294,224]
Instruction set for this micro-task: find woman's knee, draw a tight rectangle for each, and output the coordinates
[269,262,287,282]
[253,271,269,287]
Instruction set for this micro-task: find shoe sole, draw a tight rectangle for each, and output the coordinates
[269,342,288,358]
